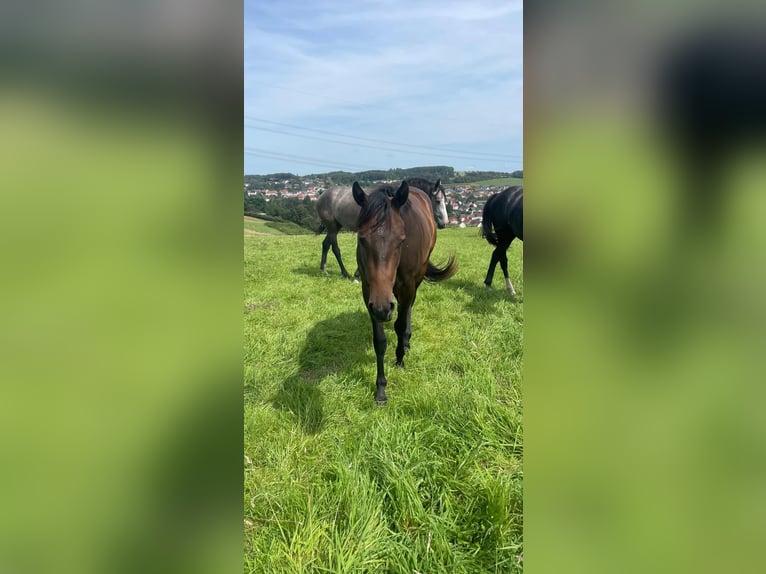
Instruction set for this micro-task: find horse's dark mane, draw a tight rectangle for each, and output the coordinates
[358,184,397,229]
[405,177,437,194]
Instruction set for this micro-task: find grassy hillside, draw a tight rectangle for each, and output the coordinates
[244,226,523,573]
[460,177,523,188]
[245,216,312,236]
[244,216,282,236]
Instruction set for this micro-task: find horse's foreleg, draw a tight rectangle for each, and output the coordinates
[321,235,332,274]
[370,317,388,404]
[394,291,415,367]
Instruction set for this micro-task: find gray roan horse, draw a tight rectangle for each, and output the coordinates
[353,180,457,404]
[481,186,523,294]
[316,178,449,278]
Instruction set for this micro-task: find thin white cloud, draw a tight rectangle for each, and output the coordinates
[244,0,522,174]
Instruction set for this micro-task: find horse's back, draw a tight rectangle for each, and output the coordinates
[506,186,523,240]
[317,186,360,229]
[498,186,523,239]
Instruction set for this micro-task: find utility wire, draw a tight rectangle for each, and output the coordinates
[245,123,518,164]
[244,115,521,160]
[245,147,375,172]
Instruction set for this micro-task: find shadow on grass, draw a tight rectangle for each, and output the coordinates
[440,277,522,314]
[292,265,360,281]
[291,265,326,278]
[271,310,370,434]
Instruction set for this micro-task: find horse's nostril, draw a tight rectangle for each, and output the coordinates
[368,302,374,313]
[389,302,395,311]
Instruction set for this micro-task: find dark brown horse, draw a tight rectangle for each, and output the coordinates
[481,186,523,294]
[317,178,449,278]
[352,180,457,404]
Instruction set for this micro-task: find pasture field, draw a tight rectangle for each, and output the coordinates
[245,216,309,236]
[245,216,284,236]
[244,226,523,573]
[459,177,523,188]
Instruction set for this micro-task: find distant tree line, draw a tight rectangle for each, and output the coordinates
[451,170,523,183]
[244,166,523,189]
[244,194,322,233]
[322,166,456,185]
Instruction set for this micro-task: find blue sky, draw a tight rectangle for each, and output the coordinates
[244,0,523,175]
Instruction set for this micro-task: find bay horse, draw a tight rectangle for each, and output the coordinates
[481,186,523,294]
[316,178,449,278]
[352,180,457,404]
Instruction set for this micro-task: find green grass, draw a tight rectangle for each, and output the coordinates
[244,227,523,573]
[460,177,523,188]
[245,216,284,235]
[245,216,312,236]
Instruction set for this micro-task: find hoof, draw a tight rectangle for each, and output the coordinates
[395,360,405,368]
[375,398,387,406]
[485,284,492,290]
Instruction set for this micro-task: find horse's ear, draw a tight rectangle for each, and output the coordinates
[352,182,366,206]
[428,178,441,197]
[393,180,409,208]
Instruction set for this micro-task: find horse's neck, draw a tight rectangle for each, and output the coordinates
[407,178,431,192]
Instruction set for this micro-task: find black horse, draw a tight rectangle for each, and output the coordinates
[316,178,449,279]
[659,25,766,234]
[481,186,523,294]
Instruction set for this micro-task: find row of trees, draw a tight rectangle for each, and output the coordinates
[322,166,456,185]
[244,167,523,189]
[452,170,523,183]
[244,194,322,233]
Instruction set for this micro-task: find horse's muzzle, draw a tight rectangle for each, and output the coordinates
[368,301,395,322]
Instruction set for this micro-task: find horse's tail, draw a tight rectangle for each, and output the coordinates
[481,194,498,245]
[424,255,458,283]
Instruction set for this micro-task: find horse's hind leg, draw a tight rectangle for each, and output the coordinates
[330,235,352,279]
[484,248,501,289]
[321,235,333,274]
[498,239,515,295]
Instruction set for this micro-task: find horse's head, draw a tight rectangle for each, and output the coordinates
[353,180,409,323]
[428,178,449,229]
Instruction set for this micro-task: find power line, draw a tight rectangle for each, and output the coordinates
[244,115,521,160]
[245,123,519,164]
[244,147,375,172]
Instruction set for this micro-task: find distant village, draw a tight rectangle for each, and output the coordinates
[244,178,512,228]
